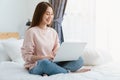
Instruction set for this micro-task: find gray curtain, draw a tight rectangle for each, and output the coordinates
[49,0,67,44]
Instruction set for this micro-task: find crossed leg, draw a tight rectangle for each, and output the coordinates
[56,57,91,73]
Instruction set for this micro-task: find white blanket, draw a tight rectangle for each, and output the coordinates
[0,61,120,80]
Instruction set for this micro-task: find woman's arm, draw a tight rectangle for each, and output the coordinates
[21,30,36,63]
[52,33,60,56]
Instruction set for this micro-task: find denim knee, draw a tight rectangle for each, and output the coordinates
[37,59,51,66]
[78,57,84,66]
[70,57,84,72]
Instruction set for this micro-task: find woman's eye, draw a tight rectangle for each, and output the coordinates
[46,13,53,16]
[46,13,50,15]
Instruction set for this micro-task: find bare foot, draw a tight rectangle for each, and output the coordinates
[73,69,91,73]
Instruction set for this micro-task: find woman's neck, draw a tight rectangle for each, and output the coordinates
[38,23,47,30]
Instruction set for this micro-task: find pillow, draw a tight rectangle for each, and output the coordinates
[2,39,25,64]
[81,48,112,66]
[0,40,11,62]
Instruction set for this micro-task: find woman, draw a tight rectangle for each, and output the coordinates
[21,2,90,76]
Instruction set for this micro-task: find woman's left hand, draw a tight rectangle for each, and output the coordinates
[45,54,54,60]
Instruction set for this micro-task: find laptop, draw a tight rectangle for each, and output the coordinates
[53,42,86,62]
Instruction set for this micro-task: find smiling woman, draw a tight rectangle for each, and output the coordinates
[21,1,90,76]
[21,2,68,76]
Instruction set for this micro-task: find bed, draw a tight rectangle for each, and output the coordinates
[0,32,120,80]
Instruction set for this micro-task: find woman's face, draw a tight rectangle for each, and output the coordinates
[42,7,54,25]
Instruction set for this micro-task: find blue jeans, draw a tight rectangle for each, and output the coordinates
[29,57,83,76]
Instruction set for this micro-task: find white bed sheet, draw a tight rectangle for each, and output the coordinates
[0,61,120,80]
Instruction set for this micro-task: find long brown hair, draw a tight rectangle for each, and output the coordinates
[29,2,53,29]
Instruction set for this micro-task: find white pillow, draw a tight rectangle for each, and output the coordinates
[2,39,25,64]
[0,40,11,62]
[82,48,112,66]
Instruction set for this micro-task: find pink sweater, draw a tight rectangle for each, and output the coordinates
[21,26,60,69]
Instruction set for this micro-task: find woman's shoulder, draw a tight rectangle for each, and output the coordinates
[27,26,38,32]
[26,27,38,35]
[27,26,38,31]
[48,27,57,33]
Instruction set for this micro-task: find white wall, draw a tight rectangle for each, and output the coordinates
[0,0,28,37]
[96,0,120,62]
[63,0,96,49]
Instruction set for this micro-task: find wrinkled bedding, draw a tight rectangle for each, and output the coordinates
[0,61,120,80]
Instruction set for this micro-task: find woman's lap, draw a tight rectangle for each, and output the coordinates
[29,57,84,75]
[29,59,68,76]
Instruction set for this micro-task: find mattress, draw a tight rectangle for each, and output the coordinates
[0,61,120,80]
